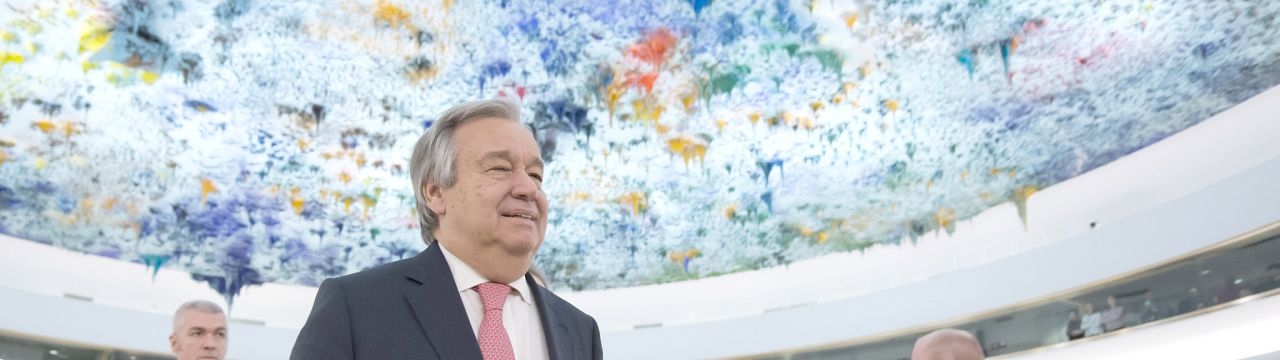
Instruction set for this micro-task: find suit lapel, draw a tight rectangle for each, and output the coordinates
[404,245,483,360]
[529,274,575,360]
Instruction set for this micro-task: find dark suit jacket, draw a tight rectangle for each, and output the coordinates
[290,245,603,359]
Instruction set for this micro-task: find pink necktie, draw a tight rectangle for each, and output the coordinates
[476,282,516,360]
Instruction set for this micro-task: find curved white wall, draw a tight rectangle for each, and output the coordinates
[1,85,1279,359]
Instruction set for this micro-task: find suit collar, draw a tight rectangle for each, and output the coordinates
[404,244,483,360]
[529,274,574,360]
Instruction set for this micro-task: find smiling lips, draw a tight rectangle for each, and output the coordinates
[501,211,537,221]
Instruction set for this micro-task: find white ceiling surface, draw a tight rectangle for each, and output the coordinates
[0,84,1277,358]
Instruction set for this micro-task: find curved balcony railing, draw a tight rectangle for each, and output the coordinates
[747,221,1280,360]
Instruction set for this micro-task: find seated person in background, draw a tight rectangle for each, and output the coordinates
[1080,303,1103,336]
[1100,295,1125,332]
[1140,292,1162,323]
[1177,287,1205,314]
[911,329,985,360]
[1255,264,1280,294]
[1065,310,1084,341]
[1216,276,1242,304]
[169,300,228,360]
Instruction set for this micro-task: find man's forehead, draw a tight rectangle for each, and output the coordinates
[476,149,544,167]
[179,311,228,327]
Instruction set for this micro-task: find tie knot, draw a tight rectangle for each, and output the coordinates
[476,282,511,310]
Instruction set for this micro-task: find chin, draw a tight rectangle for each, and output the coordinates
[500,236,542,256]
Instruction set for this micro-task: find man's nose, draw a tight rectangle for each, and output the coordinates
[511,171,540,199]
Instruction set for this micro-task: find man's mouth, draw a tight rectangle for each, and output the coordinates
[502,212,536,221]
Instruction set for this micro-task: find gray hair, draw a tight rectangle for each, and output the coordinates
[172,300,225,332]
[411,98,523,244]
[911,329,984,360]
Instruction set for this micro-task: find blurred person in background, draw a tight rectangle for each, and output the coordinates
[1081,302,1103,337]
[911,329,984,360]
[169,300,228,360]
[1065,310,1084,341]
[1140,292,1162,323]
[1255,264,1280,293]
[1100,295,1125,332]
[1177,287,1205,314]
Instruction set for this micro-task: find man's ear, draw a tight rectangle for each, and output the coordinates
[169,333,179,353]
[424,183,446,216]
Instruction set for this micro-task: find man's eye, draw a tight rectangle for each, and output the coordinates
[489,167,510,172]
[529,173,543,182]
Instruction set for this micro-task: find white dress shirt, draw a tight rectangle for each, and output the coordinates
[439,245,550,360]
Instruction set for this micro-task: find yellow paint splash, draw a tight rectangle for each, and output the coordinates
[605,83,625,124]
[666,136,708,167]
[1013,185,1037,229]
[291,195,306,215]
[667,248,701,270]
[0,52,25,68]
[934,207,957,235]
[632,98,665,125]
[374,0,412,29]
[842,12,859,29]
[78,20,111,54]
[140,71,159,85]
[200,177,219,207]
[618,191,648,216]
[33,119,56,133]
[883,99,900,113]
[361,194,378,219]
[723,204,737,219]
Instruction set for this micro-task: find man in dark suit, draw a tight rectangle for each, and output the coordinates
[290,99,603,360]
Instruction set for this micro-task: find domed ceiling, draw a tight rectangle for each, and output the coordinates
[1,0,1278,304]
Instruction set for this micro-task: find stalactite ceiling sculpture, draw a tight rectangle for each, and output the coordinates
[1,0,1278,304]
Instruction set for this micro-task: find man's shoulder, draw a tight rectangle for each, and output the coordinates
[536,285,596,325]
[325,251,426,288]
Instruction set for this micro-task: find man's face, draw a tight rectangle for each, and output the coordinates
[169,310,228,360]
[430,117,548,267]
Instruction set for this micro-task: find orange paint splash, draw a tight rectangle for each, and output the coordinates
[627,71,660,94]
[626,28,678,65]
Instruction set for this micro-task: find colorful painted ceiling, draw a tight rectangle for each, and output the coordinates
[1,0,1278,303]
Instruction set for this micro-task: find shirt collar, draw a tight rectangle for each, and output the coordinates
[437,244,533,305]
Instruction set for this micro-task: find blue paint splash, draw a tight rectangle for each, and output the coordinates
[689,0,713,17]
[479,59,513,95]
